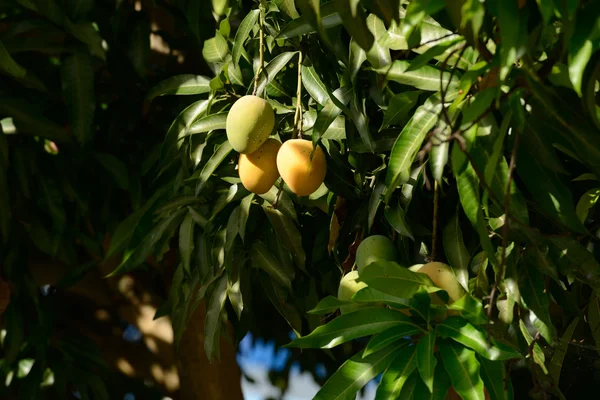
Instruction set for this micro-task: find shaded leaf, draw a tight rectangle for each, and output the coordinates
[251,240,294,292]
[385,203,415,240]
[376,61,459,93]
[443,212,470,290]
[277,1,342,39]
[144,75,211,108]
[364,326,422,357]
[416,331,437,392]
[519,319,548,374]
[262,204,306,271]
[254,51,297,97]
[179,212,195,274]
[375,345,418,400]
[204,274,228,361]
[359,260,435,299]
[308,296,351,315]
[0,98,70,142]
[549,317,579,383]
[336,0,374,51]
[195,141,233,194]
[479,357,512,400]
[381,91,420,128]
[518,266,556,343]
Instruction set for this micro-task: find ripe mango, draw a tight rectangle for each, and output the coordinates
[356,235,399,276]
[226,95,275,154]
[276,139,327,197]
[414,262,466,303]
[238,139,281,195]
[337,271,368,314]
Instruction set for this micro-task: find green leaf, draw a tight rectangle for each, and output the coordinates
[589,296,600,353]
[179,212,195,274]
[93,152,129,191]
[204,274,228,361]
[259,273,303,336]
[365,14,391,68]
[274,0,300,18]
[336,0,374,51]
[302,62,330,106]
[262,204,306,271]
[384,203,415,240]
[352,287,414,309]
[439,340,485,400]
[368,182,386,232]
[443,212,470,290]
[188,113,228,136]
[195,141,233,194]
[479,357,512,400]
[401,0,446,44]
[0,98,70,142]
[308,296,351,315]
[549,317,579,384]
[364,326,422,357]
[0,39,45,90]
[349,38,367,82]
[144,75,211,108]
[359,260,435,299]
[277,1,342,39]
[406,37,464,72]
[314,341,407,400]
[375,345,418,400]
[416,331,437,393]
[437,316,522,361]
[523,246,564,289]
[496,0,527,80]
[255,51,297,97]
[549,236,600,288]
[381,91,420,128]
[518,266,556,343]
[251,240,294,292]
[312,86,353,146]
[385,95,442,201]
[451,127,479,225]
[519,319,548,374]
[202,31,229,64]
[576,188,600,223]
[232,9,259,66]
[162,99,211,159]
[286,307,411,349]
[376,61,459,93]
[568,6,600,96]
[462,87,496,125]
[362,0,401,26]
[349,93,375,152]
[238,194,253,243]
[447,294,487,326]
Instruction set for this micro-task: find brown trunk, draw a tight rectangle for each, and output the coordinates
[177,300,243,400]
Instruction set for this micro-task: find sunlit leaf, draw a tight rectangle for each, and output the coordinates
[375,344,417,400]
[439,340,485,400]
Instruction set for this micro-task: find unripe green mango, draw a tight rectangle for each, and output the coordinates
[226,95,275,154]
[356,235,399,276]
[337,271,368,314]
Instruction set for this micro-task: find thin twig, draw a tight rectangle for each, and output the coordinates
[432,180,440,261]
[293,50,304,138]
[252,3,265,96]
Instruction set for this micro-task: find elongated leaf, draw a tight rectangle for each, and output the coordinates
[93,152,129,190]
[365,14,391,68]
[144,75,211,107]
[255,51,297,97]
[479,357,512,400]
[314,341,407,400]
[196,141,233,194]
[313,86,353,146]
[364,326,422,357]
[440,340,485,400]
[523,246,564,289]
[251,240,294,292]
[353,287,413,309]
[381,91,420,128]
[588,296,600,353]
[549,237,600,288]
[0,98,70,142]
[187,113,228,135]
[568,6,600,96]
[179,212,195,274]
[437,316,521,361]
[375,345,418,400]
[274,0,300,18]
[259,274,302,336]
[262,204,306,271]
[519,319,548,374]
[443,212,470,290]
[232,9,259,66]
[385,203,415,240]
[349,38,367,82]
[447,294,486,326]
[308,296,351,315]
[238,194,253,243]
[417,331,437,392]
[406,37,464,72]
[162,99,211,158]
[277,0,342,39]
[359,260,435,299]
[385,96,442,201]
[368,182,386,232]
[336,0,374,51]
[518,266,556,343]
[286,307,411,349]
[576,188,600,223]
[376,61,459,93]
[496,0,527,80]
[549,317,579,383]
[204,274,228,361]
[302,62,330,106]
[350,93,375,151]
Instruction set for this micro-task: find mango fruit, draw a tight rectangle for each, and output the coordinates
[414,262,466,303]
[238,139,281,194]
[226,95,275,154]
[356,235,399,276]
[337,271,368,314]
[276,139,327,197]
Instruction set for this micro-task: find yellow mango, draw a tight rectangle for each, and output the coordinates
[238,139,281,195]
[276,139,327,197]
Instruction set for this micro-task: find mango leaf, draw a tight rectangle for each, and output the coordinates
[238,194,253,243]
[262,204,306,271]
[519,319,548,374]
[362,0,401,26]
[451,127,479,225]
[368,182,386,232]
[518,266,556,343]
[375,345,418,400]
[277,0,342,39]
[447,294,487,326]
[179,212,195,274]
[314,341,407,400]
[308,296,351,315]
[302,62,330,106]
[381,91,421,129]
[61,52,95,144]
[365,14,391,68]
[144,75,211,108]
[312,86,353,146]
[439,340,485,400]
[250,240,294,292]
[352,287,414,310]
[286,307,411,349]
[549,317,579,384]
[479,357,513,400]
[232,9,259,66]
[568,6,600,96]
[496,0,527,80]
[364,326,422,357]
[259,273,303,336]
[202,31,229,64]
[358,260,435,299]
[437,316,522,361]
[0,98,70,142]
[549,236,600,288]
[384,203,415,240]
[576,188,600,223]
[401,0,446,44]
[0,39,45,90]
[376,61,459,93]
[442,212,470,290]
[336,0,374,51]
[588,296,600,353]
[416,331,437,392]
[187,113,228,135]
[406,37,464,72]
[254,51,297,97]
[195,141,233,194]
[349,38,367,82]
[162,99,211,159]
[204,274,228,361]
[523,246,564,289]
[385,95,442,202]
[274,0,300,18]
